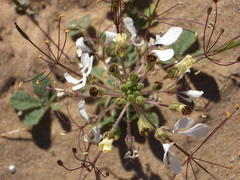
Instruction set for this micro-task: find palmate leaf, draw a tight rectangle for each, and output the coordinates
[170,30,197,57]
[9,91,42,111]
[32,74,55,102]
[23,108,46,126]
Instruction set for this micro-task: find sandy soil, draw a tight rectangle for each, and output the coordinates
[0,0,240,180]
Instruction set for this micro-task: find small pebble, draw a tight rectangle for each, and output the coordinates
[8,165,16,174]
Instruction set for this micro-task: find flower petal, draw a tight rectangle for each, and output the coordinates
[72,75,87,91]
[104,31,117,44]
[151,49,174,61]
[177,123,209,138]
[92,126,102,143]
[162,142,174,165]
[182,90,204,99]
[154,27,183,46]
[173,117,194,133]
[81,53,90,68]
[170,152,182,174]
[131,34,145,47]
[75,37,92,57]
[85,55,94,76]
[64,72,81,84]
[123,17,137,36]
[78,100,89,122]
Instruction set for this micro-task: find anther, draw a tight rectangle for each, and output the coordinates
[18,82,24,88]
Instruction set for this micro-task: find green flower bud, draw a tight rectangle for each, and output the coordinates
[136,82,144,90]
[130,71,139,82]
[137,116,153,136]
[133,91,141,97]
[146,54,157,71]
[127,94,135,102]
[168,103,192,115]
[152,81,163,91]
[120,84,128,93]
[114,98,126,108]
[135,96,144,104]
[125,80,133,89]
[109,63,123,80]
[154,126,173,143]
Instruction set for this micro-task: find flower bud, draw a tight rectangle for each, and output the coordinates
[127,94,135,102]
[135,96,144,104]
[116,33,128,57]
[137,116,153,136]
[154,126,173,143]
[136,82,144,90]
[146,54,157,71]
[89,87,99,97]
[130,71,139,82]
[114,98,127,108]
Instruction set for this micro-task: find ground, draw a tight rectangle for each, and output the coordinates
[0,0,240,180]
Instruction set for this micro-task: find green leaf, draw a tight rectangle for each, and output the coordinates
[100,116,115,128]
[68,29,81,37]
[170,30,197,56]
[145,112,159,126]
[143,3,156,17]
[217,40,240,53]
[23,108,46,126]
[50,103,61,111]
[79,14,90,29]
[92,66,105,77]
[9,91,42,111]
[32,74,54,101]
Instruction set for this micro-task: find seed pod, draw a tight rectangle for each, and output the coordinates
[114,98,127,108]
[89,87,99,97]
[137,116,153,136]
[109,63,123,80]
[152,81,163,91]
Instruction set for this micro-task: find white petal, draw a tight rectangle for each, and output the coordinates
[81,53,90,68]
[154,27,183,46]
[76,48,82,57]
[76,37,92,54]
[85,56,94,76]
[177,123,209,138]
[173,117,194,133]
[182,90,204,99]
[123,17,137,36]
[131,34,145,47]
[151,49,174,61]
[169,152,182,174]
[104,31,117,44]
[78,100,89,122]
[64,72,81,84]
[72,75,87,91]
[162,142,174,165]
[92,126,102,143]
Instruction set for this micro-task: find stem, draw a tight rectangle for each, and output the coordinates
[110,103,129,132]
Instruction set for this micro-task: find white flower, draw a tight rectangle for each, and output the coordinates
[162,143,182,174]
[78,100,89,123]
[123,17,145,47]
[162,118,209,174]
[173,117,209,138]
[64,53,93,91]
[151,27,183,62]
[76,37,92,57]
[55,88,66,97]
[179,90,204,103]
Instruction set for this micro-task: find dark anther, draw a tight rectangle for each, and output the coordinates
[182,106,193,115]
[57,160,63,166]
[89,87,99,97]
[72,147,77,153]
[147,54,157,63]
